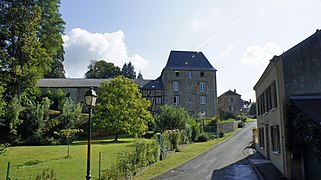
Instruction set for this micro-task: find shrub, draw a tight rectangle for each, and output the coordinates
[195,133,209,142]
[35,168,56,180]
[187,119,201,142]
[219,132,225,138]
[207,117,220,126]
[163,129,181,151]
[104,139,160,179]
[238,121,245,128]
[236,115,247,122]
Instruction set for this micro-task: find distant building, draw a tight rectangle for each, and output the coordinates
[254,30,321,179]
[39,50,218,117]
[218,89,242,118]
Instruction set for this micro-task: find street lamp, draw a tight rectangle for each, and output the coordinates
[201,111,205,133]
[84,87,97,180]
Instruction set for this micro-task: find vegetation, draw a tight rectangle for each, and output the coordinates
[195,132,209,142]
[85,60,121,79]
[54,129,83,157]
[154,105,190,132]
[121,62,136,79]
[248,102,256,116]
[94,76,153,141]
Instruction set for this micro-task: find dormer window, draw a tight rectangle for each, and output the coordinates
[200,72,204,77]
[175,71,179,77]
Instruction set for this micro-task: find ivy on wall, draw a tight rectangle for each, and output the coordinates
[286,103,321,162]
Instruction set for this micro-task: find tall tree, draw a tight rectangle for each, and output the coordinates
[121,62,136,79]
[0,0,51,102]
[85,60,121,79]
[93,76,153,141]
[137,71,143,79]
[154,105,189,132]
[37,0,66,78]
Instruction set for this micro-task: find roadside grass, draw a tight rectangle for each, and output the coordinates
[246,118,256,123]
[134,128,240,180]
[0,137,135,179]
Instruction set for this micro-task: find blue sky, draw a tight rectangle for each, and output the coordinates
[60,0,321,101]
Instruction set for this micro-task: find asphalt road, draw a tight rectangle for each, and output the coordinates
[152,121,259,180]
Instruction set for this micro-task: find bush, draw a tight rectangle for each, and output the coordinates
[195,133,209,142]
[35,168,56,180]
[188,119,201,142]
[207,117,220,126]
[163,129,181,151]
[104,139,160,179]
[219,132,225,138]
[238,121,245,128]
[236,115,247,122]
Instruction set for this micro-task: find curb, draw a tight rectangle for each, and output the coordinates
[244,148,264,180]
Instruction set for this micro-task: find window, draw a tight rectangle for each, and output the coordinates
[173,81,179,91]
[200,72,204,77]
[156,97,162,104]
[229,106,235,111]
[200,82,206,92]
[200,96,206,104]
[188,71,192,78]
[175,71,179,77]
[259,128,264,148]
[230,97,234,103]
[272,81,278,108]
[174,96,180,104]
[271,125,281,153]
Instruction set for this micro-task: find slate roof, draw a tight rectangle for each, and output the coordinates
[290,96,321,124]
[220,90,241,97]
[38,78,152,88]
[139,77,163,90]
[164,50,216,71]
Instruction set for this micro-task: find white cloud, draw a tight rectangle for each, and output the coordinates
[63,28,149,77]
[240,43,283,66]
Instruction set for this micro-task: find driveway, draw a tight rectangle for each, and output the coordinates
[152,121,259,180]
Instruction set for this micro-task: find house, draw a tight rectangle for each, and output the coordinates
[254,30,321,179]
[218,89,242,118]
[39,50,218,117]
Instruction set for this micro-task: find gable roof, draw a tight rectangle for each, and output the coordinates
[220,90,241,97]
[164,50,216,71]
[139,77,163,90]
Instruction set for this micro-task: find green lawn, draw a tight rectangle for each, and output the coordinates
[0,129,240,180]
[0,138,135,180]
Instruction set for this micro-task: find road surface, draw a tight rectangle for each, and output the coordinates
[153,121,259,180]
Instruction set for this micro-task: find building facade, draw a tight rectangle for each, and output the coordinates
[218,89,242,117]
[39,50,218,117]
[254,30,321,179]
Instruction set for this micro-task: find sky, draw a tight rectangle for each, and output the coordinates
[60,0,321,101]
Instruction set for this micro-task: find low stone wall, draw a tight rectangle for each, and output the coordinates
[216,121,238,134]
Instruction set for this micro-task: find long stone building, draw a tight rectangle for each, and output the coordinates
[39,50,218,117]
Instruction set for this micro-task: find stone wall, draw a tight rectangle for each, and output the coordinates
[216,121,238,134]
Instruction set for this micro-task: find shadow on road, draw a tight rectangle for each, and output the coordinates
[211,157,259,180]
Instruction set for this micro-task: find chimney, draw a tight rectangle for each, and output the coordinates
[234,89,236,93]
[249,99,251,103]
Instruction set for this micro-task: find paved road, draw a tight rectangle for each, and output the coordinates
[153,122,259,180]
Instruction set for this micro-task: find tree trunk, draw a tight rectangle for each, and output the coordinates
[67,139,70,157]
[115,133,118,142]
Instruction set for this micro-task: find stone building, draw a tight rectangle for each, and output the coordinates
[217,89,242,117]
[39,50,218,117]
[254,30,321,179]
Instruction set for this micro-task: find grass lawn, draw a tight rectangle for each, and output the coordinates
[0,129,240,180]
[134,129,240,180]
[0,137,135,180]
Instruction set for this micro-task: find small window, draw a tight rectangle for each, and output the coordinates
[188,71,192,78]
[200,72,204,77]
[175,71,179,77]
[200,96,206,104]
[271,125,281,153]
[200,82,206,92]
[229,106,235,111]
[230,97,234,103]
[259,128,264,148]
[174,96,180,104]
[156,97,162,104]
[173,81,179,91]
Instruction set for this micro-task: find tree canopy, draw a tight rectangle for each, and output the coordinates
[154,105,190,132]
[121,62,136,79]
[93,76,153,141]
[85,60,121,79]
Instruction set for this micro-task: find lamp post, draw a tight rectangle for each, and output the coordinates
[201,111,205,133]
[84,87,97,180]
